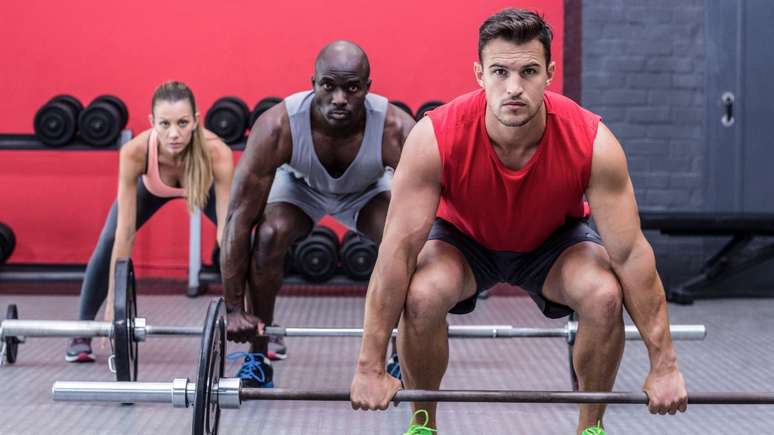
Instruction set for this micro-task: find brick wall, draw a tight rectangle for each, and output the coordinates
[581,0,707,285]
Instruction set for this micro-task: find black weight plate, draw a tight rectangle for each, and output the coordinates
[94,95,129,129]
[389,100,414,119]
[0,223,16,264]
[51,94,84,113]
[341,230,358,245]
[220,96,249,121]
[34,100,78,147]
[205,97,248,144]
[4,304,19,364]
[79,101,122,147]
[415,100,444,121]
[113,258,138,382]
[193,298,226,435]
[295,227,339,282]
[311,226,339,247]
[249,96,282,128]
[341,236,377,280]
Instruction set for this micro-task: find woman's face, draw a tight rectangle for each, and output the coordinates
[150,99,198,156]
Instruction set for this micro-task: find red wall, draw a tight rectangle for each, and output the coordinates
[0,0,564,277]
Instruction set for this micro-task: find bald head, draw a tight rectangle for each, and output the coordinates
[310,40,373,131]
[314,40,370,79]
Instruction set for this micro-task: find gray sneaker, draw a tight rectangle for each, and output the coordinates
[65,337,95,363]
[267,326,287,361]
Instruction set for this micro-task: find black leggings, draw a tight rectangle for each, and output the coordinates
[77,177,216,320]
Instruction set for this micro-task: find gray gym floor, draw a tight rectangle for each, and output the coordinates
[1,290,772,434]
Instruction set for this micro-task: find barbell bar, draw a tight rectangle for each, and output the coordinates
[52,378,774,407]
[0,320,707,341]
[48,298,765,435]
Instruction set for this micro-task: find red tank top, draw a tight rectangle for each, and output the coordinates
[428,89,600,252]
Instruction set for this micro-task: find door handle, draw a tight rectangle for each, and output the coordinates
[721,92,735,127]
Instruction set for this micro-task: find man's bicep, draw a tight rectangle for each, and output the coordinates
[587,123,642,263]
[229,111,288,212]
[382,119,442,249]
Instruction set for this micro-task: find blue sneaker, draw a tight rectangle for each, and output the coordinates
[386,350,401,381]
[227,352,274,388]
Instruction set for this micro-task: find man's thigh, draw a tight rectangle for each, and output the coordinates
[405,240,478,316]
[540,241,617,311]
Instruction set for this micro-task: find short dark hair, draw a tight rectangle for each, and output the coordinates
[478,9,553,66]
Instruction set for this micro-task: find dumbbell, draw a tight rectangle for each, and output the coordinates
[0,223,15,264]
[249,96,282,129]
[33,95,83,147]
[389,100,414,119]
[79,95,129,147]
[293,226,339,282]
[340,231,377,281]
[205,96,249,145]
[415,100,444,121]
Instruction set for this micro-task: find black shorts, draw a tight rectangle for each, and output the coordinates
[427,217,603,318]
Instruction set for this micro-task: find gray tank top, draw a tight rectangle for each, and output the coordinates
[283,90,389,194]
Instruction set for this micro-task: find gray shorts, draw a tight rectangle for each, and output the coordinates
[267,165,392,230]
[428,217,603,318]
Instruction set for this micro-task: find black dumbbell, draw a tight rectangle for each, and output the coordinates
[205,96,249,145]
[340,231,377,281]
[389,100,414,120]
[79,95,129,147]
[0,222,16,264]
[294,226,340,282]
[249,96,282,129]
[33,95,83,147]
[415,100,444,121]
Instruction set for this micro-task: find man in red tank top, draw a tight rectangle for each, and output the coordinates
[351,9,687,434]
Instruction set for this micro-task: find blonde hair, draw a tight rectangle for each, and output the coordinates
[151,81,213,211]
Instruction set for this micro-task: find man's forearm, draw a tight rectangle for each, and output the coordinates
[357,251,414,370]
[614,240,677,368]
[220,216,253,309]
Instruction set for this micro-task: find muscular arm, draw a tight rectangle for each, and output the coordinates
[586,122,677,370]
[220,105,291,310]
[381,103,417,168]
[357,118,442,370]
[205,132,234,244]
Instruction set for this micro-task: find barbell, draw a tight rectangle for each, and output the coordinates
[51,298,773,435]
[1,258,707,385]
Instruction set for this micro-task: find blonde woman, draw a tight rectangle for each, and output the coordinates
[66,81,233,362]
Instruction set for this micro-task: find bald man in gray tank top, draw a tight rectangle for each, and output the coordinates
[220,41,415,388]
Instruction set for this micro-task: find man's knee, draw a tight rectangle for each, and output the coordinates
[252,220,296,270]
[403,277,457,327]
[577,274,623,323]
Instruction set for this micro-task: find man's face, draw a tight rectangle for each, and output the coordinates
[312,63,370,130]
[475,37,555,128]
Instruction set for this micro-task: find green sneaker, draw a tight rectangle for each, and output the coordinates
[581,422,605,435]
[404,410,437,435]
